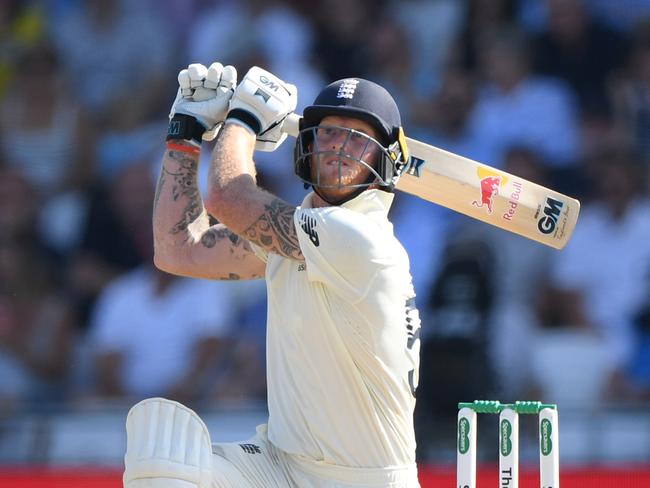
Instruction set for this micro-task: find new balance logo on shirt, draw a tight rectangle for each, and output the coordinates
[300,214,320,247]
[239,443,262,454]
[405,296,420,350]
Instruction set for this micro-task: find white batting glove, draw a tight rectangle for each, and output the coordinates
[167,62,237,144]
[226,66,297,152]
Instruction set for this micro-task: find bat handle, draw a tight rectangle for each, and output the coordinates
[282,112,301,138]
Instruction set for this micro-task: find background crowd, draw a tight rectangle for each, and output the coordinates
[1,0,650,462]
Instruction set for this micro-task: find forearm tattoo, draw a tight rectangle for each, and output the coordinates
[243,199,303,260]
[201,227,261,280]
[200,227,250,252]
[153,168,166,210]
[163,149,203,235]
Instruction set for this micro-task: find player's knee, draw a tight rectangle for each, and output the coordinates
[123,398,214,488]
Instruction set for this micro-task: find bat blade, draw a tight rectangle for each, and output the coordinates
[398,138,580,249]
[282,114,580,249]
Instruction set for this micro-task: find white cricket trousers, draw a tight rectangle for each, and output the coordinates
[211,424,421,488]
[123,397,420,488]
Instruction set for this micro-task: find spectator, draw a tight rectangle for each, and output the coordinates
[454,0,519,71]
[537,149,650,404]
[388,0,464,97]
[50,0,174,127]
[468,27,580,168]
[49,0,176,183]
[252,0,323,113]
[0,40,95,200]
[67,158,156,328]
[0,167,76,407]
[0,0,46,97]
[584,0,650,35]
[625,297,650,402]
[74,150,234,407]
[93,104,168,184]
[532,0,630,117]
[0,241,75,407]
[610,19,650,167]
[86,262,235,406]
[414,148,557,416]
[187,0,259,68]
[415,236,498,459]
[409,67,486,163]
[143,0,203,48]
[391,68,479,308]
[207,281,268,406]
[186,0,323,206]
[310,0,380,81]
[366,17,421,124]
[187,0,322,111]
[449,147,557,400]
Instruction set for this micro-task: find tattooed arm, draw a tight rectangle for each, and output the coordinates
[204,123,304,261]
[152,140,266,280]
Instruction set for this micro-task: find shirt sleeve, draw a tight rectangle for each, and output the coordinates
[249,242,269,263]
[294,206,393,302]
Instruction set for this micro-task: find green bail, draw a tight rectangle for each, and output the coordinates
[458,400,557,414]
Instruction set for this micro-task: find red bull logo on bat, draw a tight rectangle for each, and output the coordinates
[472,168,508,214]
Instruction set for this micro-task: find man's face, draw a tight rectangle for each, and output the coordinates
[310,115,383,202]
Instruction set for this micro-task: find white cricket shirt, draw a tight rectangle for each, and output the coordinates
[254,189,421,468]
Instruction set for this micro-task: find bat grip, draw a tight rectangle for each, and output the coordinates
[282,113,301,138]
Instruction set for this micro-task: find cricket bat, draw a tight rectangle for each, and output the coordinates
[282,114,580,250]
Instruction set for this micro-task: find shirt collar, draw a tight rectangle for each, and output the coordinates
[301,189,394,218]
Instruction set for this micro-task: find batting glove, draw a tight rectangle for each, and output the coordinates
[226,66,297,152]
[167,62,237,145]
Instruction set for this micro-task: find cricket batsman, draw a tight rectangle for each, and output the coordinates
[123,61,422,487]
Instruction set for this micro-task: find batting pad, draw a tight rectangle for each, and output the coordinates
[123,398,214,488]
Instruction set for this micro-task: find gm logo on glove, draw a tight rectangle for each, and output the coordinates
[260,75,280,92]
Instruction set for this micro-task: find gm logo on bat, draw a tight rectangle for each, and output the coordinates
[538,197,564,235]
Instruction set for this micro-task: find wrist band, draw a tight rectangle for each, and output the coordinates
[226,109,261,135]
[167,114,205,145]
[166,141,200,155]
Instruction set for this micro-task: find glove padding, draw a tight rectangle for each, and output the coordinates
[169,62,237,141]
[226,66,297,151]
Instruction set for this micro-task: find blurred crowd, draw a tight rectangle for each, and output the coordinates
[1,0,650,459]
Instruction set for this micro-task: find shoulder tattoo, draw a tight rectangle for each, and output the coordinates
[243,199,303,260]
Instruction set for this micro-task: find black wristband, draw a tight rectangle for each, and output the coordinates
[166,114,205,145]
[226,109,262,135]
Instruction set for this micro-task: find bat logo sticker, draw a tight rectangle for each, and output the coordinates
[472,168,508,214]
[405,156,426,177]
[538,197,565,236]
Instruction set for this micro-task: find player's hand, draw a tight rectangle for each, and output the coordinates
[226,66,297,152]
[169,62,237,141]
